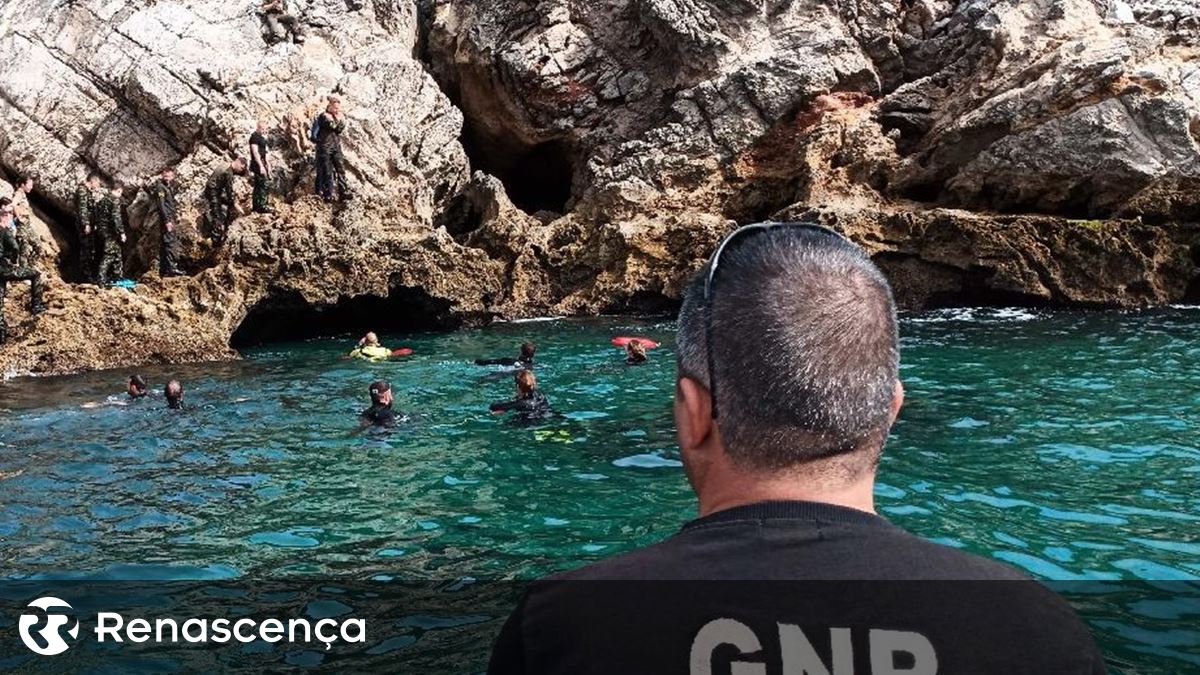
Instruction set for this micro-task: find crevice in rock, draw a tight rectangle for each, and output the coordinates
[599,290,680,315]
[460,128,577,216]
[229,284,462,348]
[873,252,1056,310]
[1184,276,1200,304]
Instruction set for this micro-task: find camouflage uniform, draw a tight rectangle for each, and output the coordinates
[203,168,237,246]
[0,222,47,344]
[93,193,126,284]
[150,177,183,276]
[10,189,42,269]
[74,184,97,282]
[263,0,305,43]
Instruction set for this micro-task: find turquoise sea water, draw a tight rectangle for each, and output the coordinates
[0,309,1198,671]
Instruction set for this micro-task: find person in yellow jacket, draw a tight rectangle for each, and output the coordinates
[346,332,412,361]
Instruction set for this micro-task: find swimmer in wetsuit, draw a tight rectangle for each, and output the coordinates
[475,341,535,369]
[361,380,399,428]
[489,369,555,424]
[165,380,185,410]
[128,375,149,399]
[625,339,648,365]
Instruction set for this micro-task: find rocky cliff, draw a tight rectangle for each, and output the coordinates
[1,0,1197,377]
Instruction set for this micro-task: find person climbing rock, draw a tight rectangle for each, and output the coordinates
[284,99,320,158]
[10,173,41,269]
[204,157,247,246]
[314,94,353,203]
[93,183,127,284]
[248,120,275,214]
[150,167,184,277]
[261,0,305,43]
[0,197,48,344]
[361,380,399,428]
[74,172,102,283]
[489,369,556,424]
[165,380,186,410]
[475,341,536,369]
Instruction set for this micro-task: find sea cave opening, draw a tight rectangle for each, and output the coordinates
[230,286,463,348]
[460,125,576,216]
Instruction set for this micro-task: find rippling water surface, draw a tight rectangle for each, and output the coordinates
[1,309,1197,671]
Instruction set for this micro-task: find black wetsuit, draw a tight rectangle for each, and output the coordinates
[625,354,648,365]
[490,390,554,424]
[361,402,398,427]
[475,356,534,369]
[166,398,185,410]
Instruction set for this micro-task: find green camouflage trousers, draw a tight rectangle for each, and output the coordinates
[252,173,270,212]
[96,238,124,284]
[0,266,46,341]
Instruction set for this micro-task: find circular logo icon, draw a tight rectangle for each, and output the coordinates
[18,597,79,656]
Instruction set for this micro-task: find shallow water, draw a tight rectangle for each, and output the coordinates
[1,309,1198,670]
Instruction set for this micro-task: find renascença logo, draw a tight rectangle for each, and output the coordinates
[18,597,80,656]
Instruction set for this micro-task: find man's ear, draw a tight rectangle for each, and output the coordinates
[675,376,714,451]
[888,379,905,426]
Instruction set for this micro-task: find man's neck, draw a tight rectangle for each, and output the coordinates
[696,466,877,518]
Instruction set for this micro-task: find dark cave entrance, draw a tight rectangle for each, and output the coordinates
[460,126,577,216]
[0,166,76,279]
[230,286,465,348]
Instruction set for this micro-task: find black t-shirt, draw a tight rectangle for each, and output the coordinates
[249,131,269,175]
[488,501,1106,674]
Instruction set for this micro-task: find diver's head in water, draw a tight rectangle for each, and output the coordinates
[369,380,393,407]
[674,222,902,516]
[515,369,537,397]
[627,340,648,363]
[519,341,536,362]
[360,332,380,347]
[128,375,148,398]
[165,380,185,409]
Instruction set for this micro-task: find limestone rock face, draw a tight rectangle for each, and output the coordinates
[1,0,1199,377]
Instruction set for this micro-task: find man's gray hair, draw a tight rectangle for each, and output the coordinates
[676,225,900,472]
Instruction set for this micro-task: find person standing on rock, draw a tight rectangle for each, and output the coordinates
[260,0,305,44]
[249,121,276,214]
[314,94,353,203]
[150,167,184,277]
[0,197,48,344]
[204,157,248,246]
[74,172,102,283]
[10,173,42,270]
[93,182,127,284]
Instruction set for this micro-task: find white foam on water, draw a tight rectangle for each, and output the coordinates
[905,307,1042,324]
[502,316,566,324]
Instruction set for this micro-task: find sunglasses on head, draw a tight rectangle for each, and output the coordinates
[701,221,855,419]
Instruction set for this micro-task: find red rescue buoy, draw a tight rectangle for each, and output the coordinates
[391,348,414,357]
[611,337,660,349]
